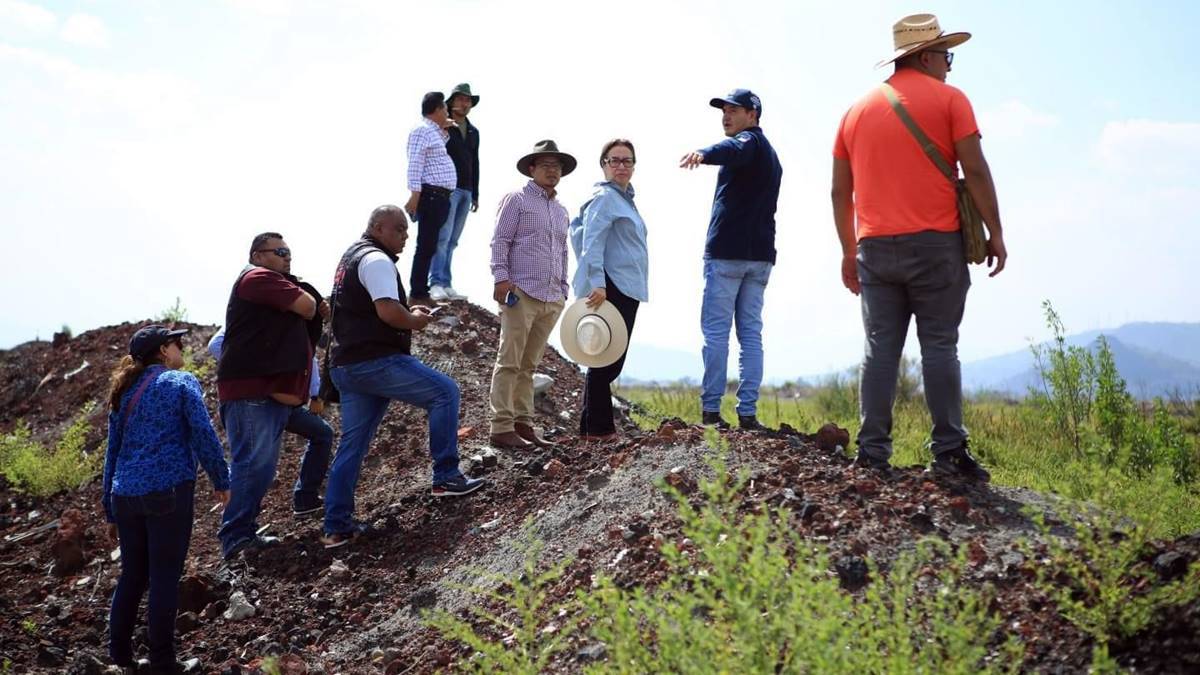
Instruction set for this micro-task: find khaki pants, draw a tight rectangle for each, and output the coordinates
[489,287,564,434]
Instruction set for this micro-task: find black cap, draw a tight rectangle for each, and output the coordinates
[129,324,188,361]
[421,91,446,116]
[709,88,762,116]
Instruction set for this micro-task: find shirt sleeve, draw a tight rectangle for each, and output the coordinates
[490,193,522,283]
[237,268,305,311]
[177,373,230,491]
[357,252,401,301]
[577,190,617,293]
[309,357,320,398]
[206,329,224,360]
[406,126,427,192]
[101,411,121,523]
[948,88,980,142]
[701,131,757,167]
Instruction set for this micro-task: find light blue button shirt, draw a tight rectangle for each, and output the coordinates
[569,181,649,302]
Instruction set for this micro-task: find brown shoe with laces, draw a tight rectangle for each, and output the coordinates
[515,422,557,447]
[489,431,534,450]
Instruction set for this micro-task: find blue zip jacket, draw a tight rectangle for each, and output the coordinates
[699,126,782,264]
[102,366,230,522]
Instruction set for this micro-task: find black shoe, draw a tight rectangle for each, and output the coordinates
[293,496,324,518]
[701,411,730,429]
[223,534,281,560]
[738,415,768,431]
[432,475,486,497]
[320,521,373,549]
[929,445,991,483]
[853,450,892,472]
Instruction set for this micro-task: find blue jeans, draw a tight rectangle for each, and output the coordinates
[429,188,472,288]
[218,398,290,557]
[285,406,333,510]
[700,258,772,416]
[856,230,971,460]
[325,353,463,534]
[109,480,194,669]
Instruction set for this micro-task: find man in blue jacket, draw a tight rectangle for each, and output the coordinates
[680,89,782,430]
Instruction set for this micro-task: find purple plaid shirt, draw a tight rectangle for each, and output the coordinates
[406,118,456,191]
[490,180,570,302]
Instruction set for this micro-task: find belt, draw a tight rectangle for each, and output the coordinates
[421,184,452,198]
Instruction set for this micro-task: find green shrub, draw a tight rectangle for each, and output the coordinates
[812,370,860,422]
[0,403,100,497]
[1029,300,1095,459]
[157,297,188,323]
[1093,336,1134,467]
[181,347,214,381]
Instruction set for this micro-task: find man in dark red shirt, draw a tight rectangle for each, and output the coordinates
[216,232,321,559]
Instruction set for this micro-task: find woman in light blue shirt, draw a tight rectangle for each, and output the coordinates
[569,139,649,439]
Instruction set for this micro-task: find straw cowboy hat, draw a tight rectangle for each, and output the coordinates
[876,13,970,69]
[559,298,628,368]
[517,139,577,177]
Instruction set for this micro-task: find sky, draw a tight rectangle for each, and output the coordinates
[1,0,1198,380]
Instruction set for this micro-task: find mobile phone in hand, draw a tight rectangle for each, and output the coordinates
[425,305,444,315]
[505,290,520,307]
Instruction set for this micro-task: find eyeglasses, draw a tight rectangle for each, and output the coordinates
[533,161,563,171]
[254,247,292,258]
[925,49,954,66]
[603,157,636,168]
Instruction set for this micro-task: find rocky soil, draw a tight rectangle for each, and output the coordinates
[0,303,1197,674]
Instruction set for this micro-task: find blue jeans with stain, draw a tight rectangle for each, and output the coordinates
[217,398,290,557]
[700,258,773,416]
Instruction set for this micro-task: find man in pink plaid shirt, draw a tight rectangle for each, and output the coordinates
[488,140,577,450]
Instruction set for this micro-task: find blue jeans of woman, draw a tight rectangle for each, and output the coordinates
[109,480,195,669]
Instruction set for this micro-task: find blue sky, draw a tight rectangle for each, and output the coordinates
[2,0,1198,379]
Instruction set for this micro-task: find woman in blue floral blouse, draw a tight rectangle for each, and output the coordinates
[103,325,230,674]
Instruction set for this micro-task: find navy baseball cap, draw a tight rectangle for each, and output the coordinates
[129,324,188,361]
[709,89,762,115]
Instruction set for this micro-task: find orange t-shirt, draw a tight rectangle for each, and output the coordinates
[833,68,979,240]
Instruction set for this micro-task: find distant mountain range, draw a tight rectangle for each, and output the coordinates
[619,322,1200,399]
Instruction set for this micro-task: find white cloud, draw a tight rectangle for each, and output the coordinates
[0,0,56,34]
[1096,119,1200,176]
[977,100,1059,141]
[59,13,110,48]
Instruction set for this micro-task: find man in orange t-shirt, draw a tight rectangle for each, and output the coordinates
[831,13,1007,482]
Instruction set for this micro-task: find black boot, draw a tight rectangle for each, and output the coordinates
[738,415,768,431]
[701,411,729,429]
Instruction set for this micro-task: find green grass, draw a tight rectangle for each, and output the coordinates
[618,386,1200,538]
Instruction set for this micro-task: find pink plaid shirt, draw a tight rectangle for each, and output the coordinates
[490,181,570,302]
[406,118,456,191]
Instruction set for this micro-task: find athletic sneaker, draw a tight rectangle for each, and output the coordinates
[293,496,323,518]
[429,285,450,302]
[928,445,991,483]
[320,521,373,550]
[445,286,468,301]
[432,475,485,497]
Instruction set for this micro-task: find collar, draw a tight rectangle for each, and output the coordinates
[524,179,557,201]
[422,117,449,138]
[362,235,399,262]
[598,180,635,199]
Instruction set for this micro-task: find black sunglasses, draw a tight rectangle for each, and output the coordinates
[254,247,291,258]
[925,49,954,66]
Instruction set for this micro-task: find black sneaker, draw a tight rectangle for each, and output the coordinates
[293,496,323,518]
[738,415,768,431]
[223,534,280,560]
[432,475,486,497]
[320,521,372,549]
[853,450,892,472]
[929,445,991,483]
[701,411,730,429]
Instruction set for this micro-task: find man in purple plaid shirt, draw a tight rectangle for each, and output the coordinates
[404,91,458,304]
[487,140,577,450]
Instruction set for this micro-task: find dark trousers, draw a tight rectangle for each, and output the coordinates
[580,276,639,435]
[109,480,195,669]
[285,405,333,510]
[410,187,451,299]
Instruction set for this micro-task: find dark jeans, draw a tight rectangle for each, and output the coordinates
[286,405,333,510]
[410,187,451,299]
[580,276,639,435]
[109,480,195,669]
[218,398,290,557]
[856,230,971,460]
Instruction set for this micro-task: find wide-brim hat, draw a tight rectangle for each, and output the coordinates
[517,139,577,177]
[559,298,628,368]
[876,13,970,69]
[448,82,480,107]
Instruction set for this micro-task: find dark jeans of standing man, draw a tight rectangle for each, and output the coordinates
[285,405,333,513]
[856,230,971,462]
[109,480,195,670]
[580,276,639,436]
[410,186,452,300]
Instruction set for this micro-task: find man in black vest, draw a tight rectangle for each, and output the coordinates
[216,232,320,559]
[322,206,485,549]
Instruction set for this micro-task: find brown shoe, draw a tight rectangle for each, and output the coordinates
[580,432,619,443]
[489,431,534,450]
[515,422,557,447]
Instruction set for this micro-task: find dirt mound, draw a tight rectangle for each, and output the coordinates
[0,306,1197,674]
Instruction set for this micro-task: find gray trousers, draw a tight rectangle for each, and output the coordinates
[856,230,970,460]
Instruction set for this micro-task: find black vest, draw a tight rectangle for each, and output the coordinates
[331,238,411,366]
[216,266,313,381]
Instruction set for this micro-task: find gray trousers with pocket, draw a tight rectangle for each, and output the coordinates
[856,230,970,460]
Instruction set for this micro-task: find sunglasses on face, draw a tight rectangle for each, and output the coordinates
[255,247,292,258]
[925,49,954,65]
